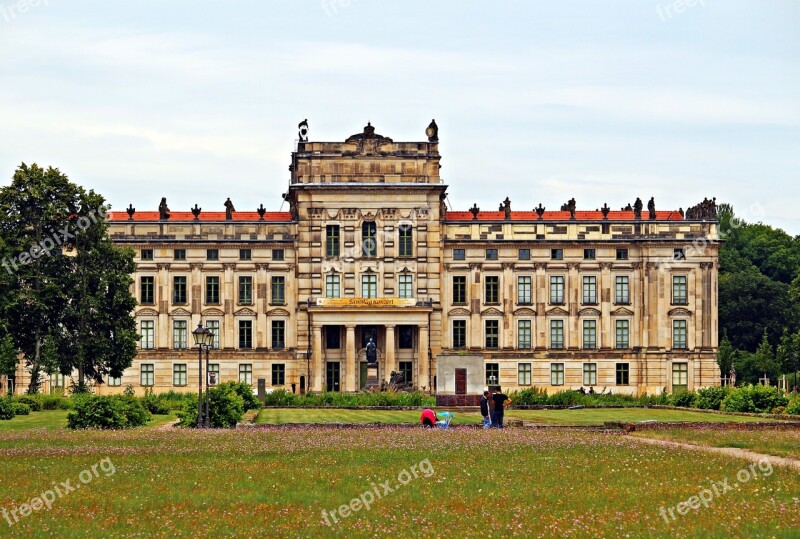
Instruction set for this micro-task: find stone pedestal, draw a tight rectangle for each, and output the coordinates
[365,363,380,389]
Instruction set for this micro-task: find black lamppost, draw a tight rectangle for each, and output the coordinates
[192,323,214,428]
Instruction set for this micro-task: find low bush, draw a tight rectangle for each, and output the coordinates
[178,384,244,428]
[223,382,261,411]
[156,390,195,411]
[511,387,549,406]
[10,402,31,416]
[262,390,434,408]
[720,387,756,413]
[14,395,43,411]
[0,398,14,420]
[67,396,151,429]
[694,386,729,410]
[142,394,171,415]
[669,391,697,408]
[786,396,800,415]
[263,389,298,406]
[749,384,788,412]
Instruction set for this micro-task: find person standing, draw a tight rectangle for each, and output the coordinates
[480,390,491,429]
[491,388,511,428]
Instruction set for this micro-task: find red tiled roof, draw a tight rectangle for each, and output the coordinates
[108,211,293,222]
[445,210,684,222]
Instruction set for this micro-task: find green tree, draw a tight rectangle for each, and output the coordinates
[0,164,82,393]
[753,330,780,384]
[0,333,18,394]
[716,332,737,380]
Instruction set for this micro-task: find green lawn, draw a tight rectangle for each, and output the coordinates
[632,427,800,460]
[254,407,778,427]
[1,427,798,537]
[0,411,177,431]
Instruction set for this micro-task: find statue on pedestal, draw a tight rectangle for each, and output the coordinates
[366,337,377,365]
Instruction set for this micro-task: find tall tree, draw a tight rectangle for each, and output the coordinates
[716,332,737,380]
[753,330,780,384]
[0,164,82,393]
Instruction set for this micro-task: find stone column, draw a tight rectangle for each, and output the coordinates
[312,324,323,392]
[384,324,396,383]
[419,325,429,392]
[345,325,356,392]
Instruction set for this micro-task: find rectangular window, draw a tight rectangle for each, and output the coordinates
[173,276,187,304]
[173,249,186,260]
[271,320,285,349]
[673,248,686,260]
[672,363,688,393]
[206,320,220,349]
[140,364,154,387]
[517,320,531,349]
[173,320,187,349]
[583,363,597,386]
[326,225,340,257]
[517,276,531,304]
[239,320,253,349]
[173,364,187,387]
[615,276,630,304]
[271,276,285,305]
[271,364,285,386]
[550,320,565,349]
[272,249,285,261]
[582,276,597,304]
[452,276,467,304]
[239,364,252,385]
[518,363,532,385]
[551,249,564,260]
[583,319,597,349]
[207,249,219,261]
[616,248,629,261]
[452,320,466,349]
[205,276,220,304]
[616,363,630,386]
[398,274,413,299]
[485,363,499,386]
[398,326,414,349]
[108,376,121,387]
[584,249,596,260]
[141,249,154,261]
[551,363,564,386]
[485,320,499,349]
[325,327,341,349]
[399,361,413,385]
[485,248,498,260]
[208,363,219,385]
[616,320,630,349]
[550,276,565,304]
[325,274,340,298]
[361,274,377,298]
[140,276,155,304]
[238,276,253,305]
[672,275,688,305]
[453,248,465,260]
[518,248,531,260]
[239,249,251,261]
[362,221,377,257]
[140,320,154,349]
[673,320,688,350]
[398,225,413,257]
[485,276,499,304]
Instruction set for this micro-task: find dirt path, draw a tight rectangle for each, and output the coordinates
[630,435,800,471]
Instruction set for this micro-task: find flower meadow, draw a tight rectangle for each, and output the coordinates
[0,426,799,537]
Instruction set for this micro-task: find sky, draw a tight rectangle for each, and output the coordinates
[0,0,798,232]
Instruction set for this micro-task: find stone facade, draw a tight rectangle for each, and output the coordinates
[11,121,720,396]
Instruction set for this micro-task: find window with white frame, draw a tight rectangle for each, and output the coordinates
[361,274,377,298]
[108,376,121,387]
[239,364,253,385]
[517,319,532,349]
[173,320,187,349]
[673,319,688,349]
[206,320,220,349]
[140,320,154,349]
[452,320,467,349]
[582,276,597,304]
[672,275,688,305]
[615,276,630,304]
[550,276,565,304]
[326,274,340,298]
[615,320,630,349]
[583,319,597,349]
[485,320,499,349]
[672,363,688,393]
[173,364,187,386]
[583,363,597,386]
[140,364,154,387]
[550,320,565,349]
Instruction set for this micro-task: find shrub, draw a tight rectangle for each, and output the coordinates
[67,396,151,429]
[695,386,729,410]
[263,389,299,406]
[771,406,786,415]
[547,390,582,407]
[142,394,171,415]
[178,384,244,428]
[721,387,756,413]
[223,382,261,411]
[39,394,71,410]
[786,396,800,415]
[670,391,697,408]
[749,384,788,412]
[511,387,549,406]
[15,395,43,411]
[0,398,14,420]
[10,402,31,416]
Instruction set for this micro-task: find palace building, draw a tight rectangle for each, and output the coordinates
[15,121,721,397]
